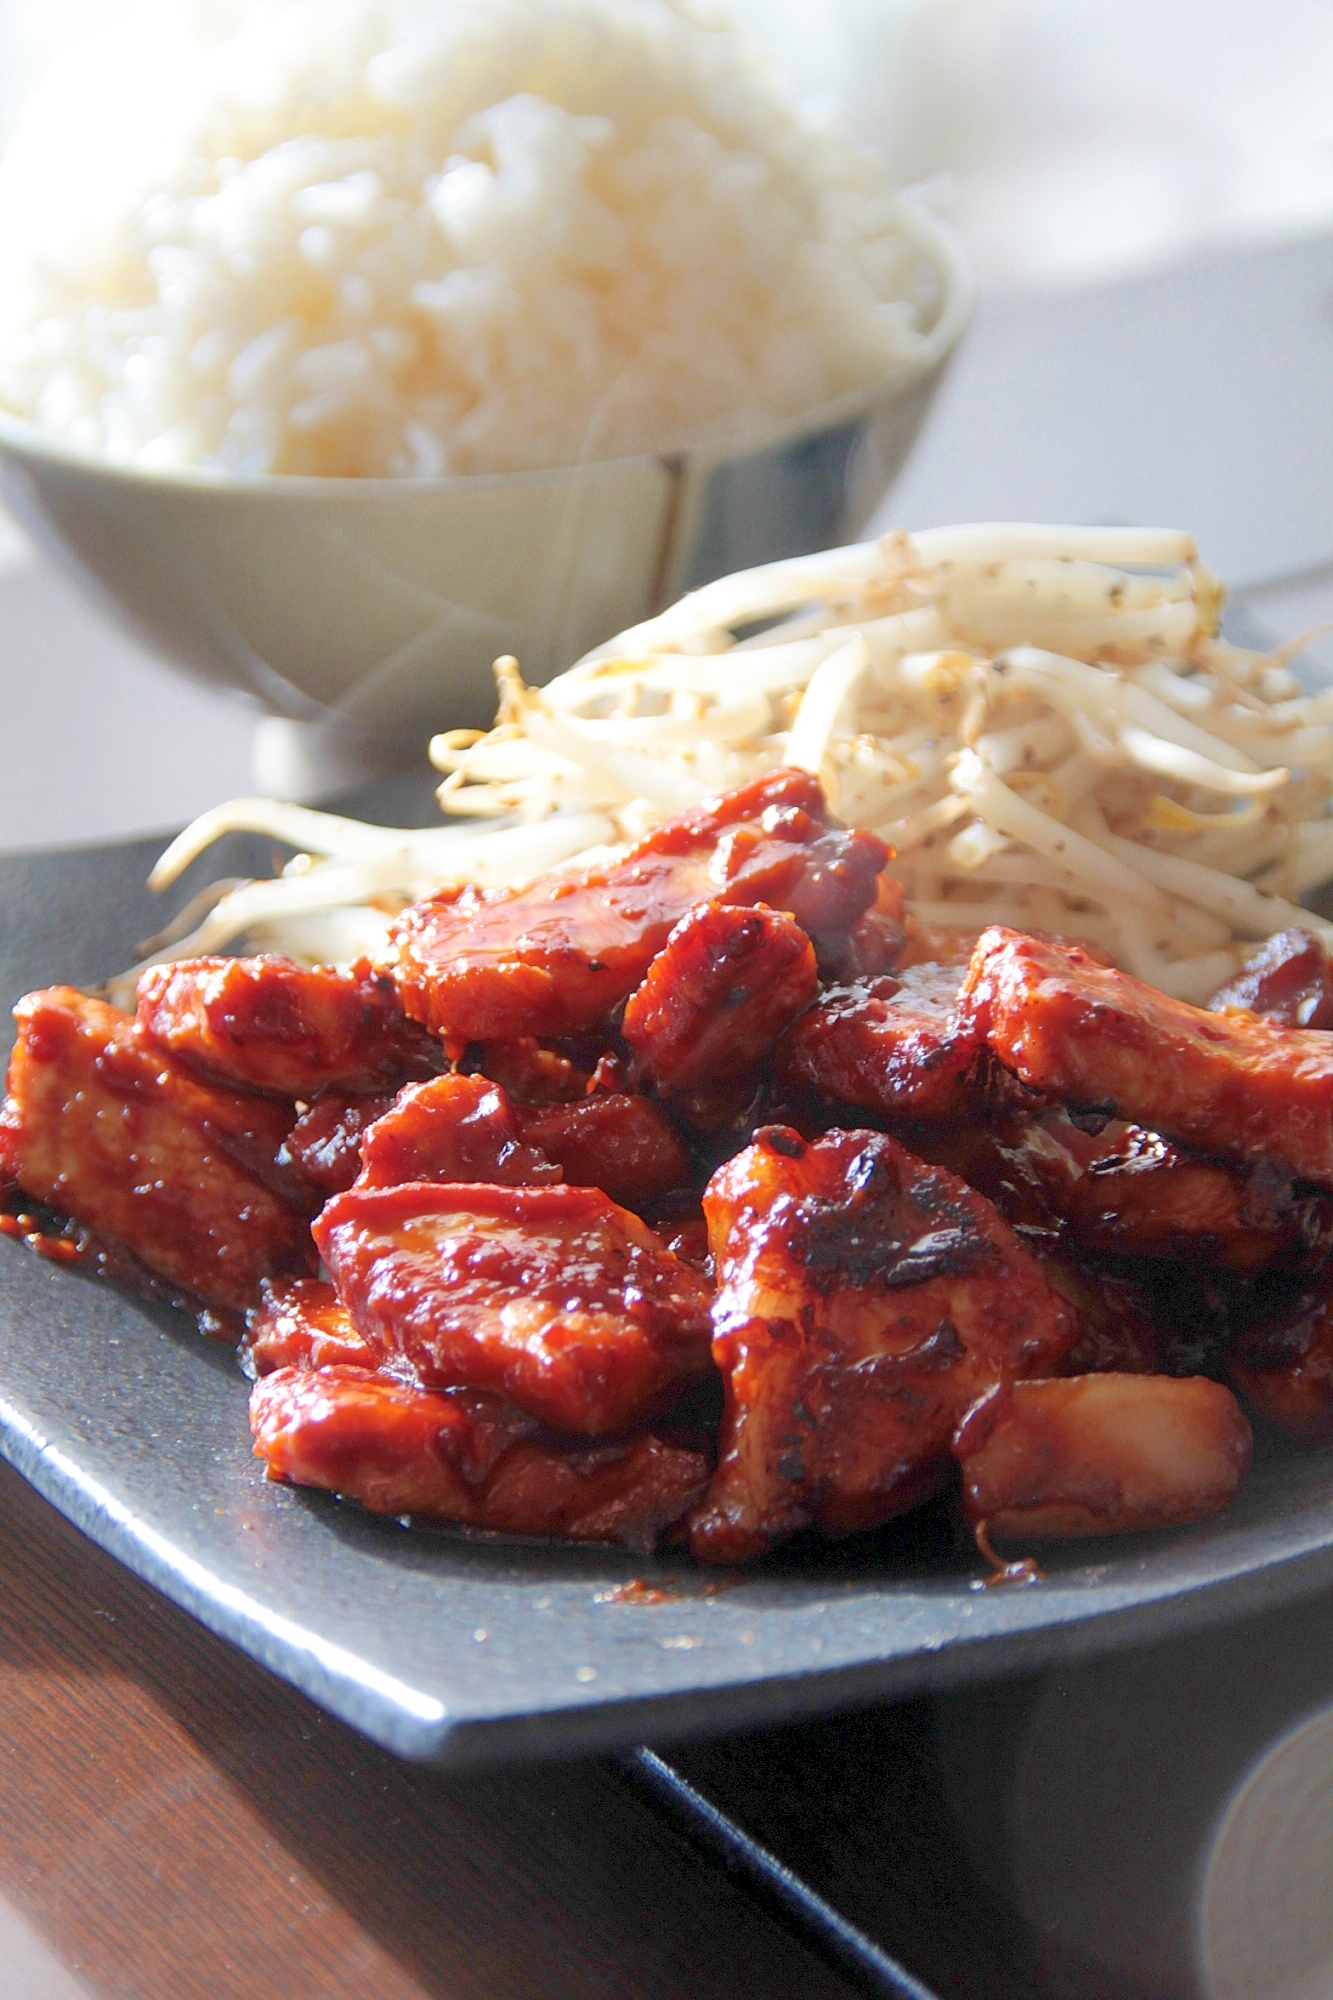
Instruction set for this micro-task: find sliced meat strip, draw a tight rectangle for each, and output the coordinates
[953,1374,1251,1539]
[689,1125,1077,1563]
[514,1093,691,1211]
[251,1366,531,1505]
[137,954,444,1097]
[282,1092,395,1196]
[243,1277,373,1376]
[357,1074,560,1190]
[774,962,982,1121]
[250,1366,709,1549]
[960,926,1333,1187]
[0,988,314,1313]
[391,768,892,1043]
[350,1073,690,1211]
[1010,1109,1333,1273]
[314,1181,715,1435]
[622,901,818,1093]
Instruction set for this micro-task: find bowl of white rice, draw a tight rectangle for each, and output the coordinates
[0,0,970,775]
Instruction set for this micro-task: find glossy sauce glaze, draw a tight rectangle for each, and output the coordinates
[691,1125,1077,1562]
[963,926,1333,1186]
[392,767,891,1042]
[8,768,1333,1565]
[137,954,445,1097]
[314,1180,715,1435]
[2,988,314,1313]
[623,901,819,1093]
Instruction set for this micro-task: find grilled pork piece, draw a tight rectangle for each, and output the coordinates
[137,954,443,1097]
[775,962,981,1121]
[1007,1109,1333,1273]
[953,1374,1251,1539]
[1208,928,1333,1030]
[282,1091,395,1195]
[250,1365,709,1548]
[961,927,1333,1187]
[689,1125,1077,1562]
[514,1093,691,1210]
[351,1073,691,1210]
[356,1074,560,1190]
[471,1037,591,1105]
[0,988,314,1313]
[244,1277,372,1375]
[245,1273,712,1546]
[391,767,894,1043]
[314,1181,715,1434]
[622,901,818,1093]
[1229,1274,1333,1443]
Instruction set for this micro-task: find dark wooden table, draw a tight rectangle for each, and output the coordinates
[0,1458,857,1999]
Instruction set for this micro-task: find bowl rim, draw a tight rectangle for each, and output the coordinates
[0,202,973,503]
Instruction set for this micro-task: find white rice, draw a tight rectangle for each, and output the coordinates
[0,0,944,478]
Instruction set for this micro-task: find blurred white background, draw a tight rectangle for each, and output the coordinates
[3,0,1331,296]
[735,0,1333,293]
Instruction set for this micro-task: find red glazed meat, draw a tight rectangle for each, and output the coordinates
[243,1277,373,1376]
[354,1073,690,1211]
[1006,1109,1333,1273]
[953,1373,1251,1539]
[392,768,891,1042]
[689,1125,1077,1562]
[1,988,314,1313]
[137,954,444,1097]
[775,961,982,1121]
[515,1093,692,1210]
[250,1366,709,1548]
[961,926,1333,1187]
[622,901,818,1092]
[314,1180,715,1434]
[357,1074,560,1189]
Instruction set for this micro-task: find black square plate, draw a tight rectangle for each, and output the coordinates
[6,803,1333,1768]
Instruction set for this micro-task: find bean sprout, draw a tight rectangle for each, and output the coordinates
[123,525,1333,1009]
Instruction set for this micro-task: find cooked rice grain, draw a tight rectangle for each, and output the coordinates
[0,0,942,477]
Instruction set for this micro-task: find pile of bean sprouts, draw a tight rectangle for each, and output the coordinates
[127,524,1333,1010]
